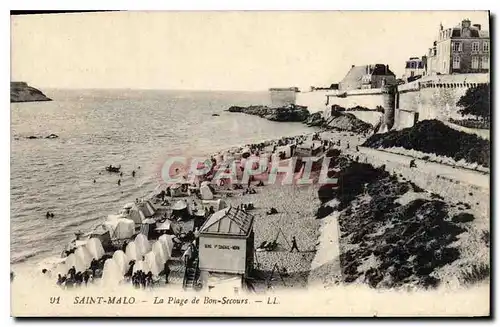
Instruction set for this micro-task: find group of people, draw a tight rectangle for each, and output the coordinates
[56,266,94,288]
[131,270,156,288]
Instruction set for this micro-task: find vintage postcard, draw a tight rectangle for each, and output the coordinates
[10,11,490,317]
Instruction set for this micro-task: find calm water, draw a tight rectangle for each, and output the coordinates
[10,89,315,265]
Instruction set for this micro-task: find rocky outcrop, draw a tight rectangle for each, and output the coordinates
[227,104,310,122]
[11,82,51,103]
[227,103,374,134]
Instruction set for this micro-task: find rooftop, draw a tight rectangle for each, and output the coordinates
[200,206,254,237]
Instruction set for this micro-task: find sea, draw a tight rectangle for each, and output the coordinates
[10,89,316,271]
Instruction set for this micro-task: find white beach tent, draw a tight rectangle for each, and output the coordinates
[101,258,124,286]
[113,218,135,239]
[74,246,93,271]
[85,238,105,260]
[125,242,141,261]
[200,183,214,200]
[144,251,162,276]
[64,253,88,273]
[134,233,151,255]
[112,250,130,276]
[152,241,168,265]
[158,234,174,257]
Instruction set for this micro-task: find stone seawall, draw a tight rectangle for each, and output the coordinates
[297,89,385,114]
[293,73,490,130]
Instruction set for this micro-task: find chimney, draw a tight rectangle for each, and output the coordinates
[386,65,389,74]
[351,64,355,68]
[473,24,481,30]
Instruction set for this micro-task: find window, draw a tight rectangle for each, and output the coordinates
[481,56,489,69]
[472,42,479,52]
[472,56,479,69]
[452,42,462,52]
[453,56,460,69]
[483,41,489,52]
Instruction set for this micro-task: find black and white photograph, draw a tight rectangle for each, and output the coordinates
[9,10,491,317]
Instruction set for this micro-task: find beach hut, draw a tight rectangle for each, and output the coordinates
[125,242,141,261]
[85,238,105,260]
[112,250,130,275]
[134,233,151,255]
[101,258,123,286]
[198,206,255,288]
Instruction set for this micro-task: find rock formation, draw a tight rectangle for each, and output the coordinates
[10,82,51,103]
[227,104,310,122]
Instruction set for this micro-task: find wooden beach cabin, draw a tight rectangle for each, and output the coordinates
[198,206,255,290]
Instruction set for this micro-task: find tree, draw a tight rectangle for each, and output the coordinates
[457,84,490,120]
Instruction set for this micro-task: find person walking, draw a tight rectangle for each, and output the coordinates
[290,236,300,253]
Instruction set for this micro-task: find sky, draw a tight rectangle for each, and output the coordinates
[11,11,490,91]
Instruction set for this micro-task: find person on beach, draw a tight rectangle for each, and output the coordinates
[290,236,300,253]
[164,263,170,284]
[410,159,417,168]
[46,211,51,219]
[93,179,96,183]
[118,179,121,186]
[132,170,136,177]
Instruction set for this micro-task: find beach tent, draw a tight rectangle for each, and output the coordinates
[114,218,135,239]
[124,204,147,225]
[112,250,130,275]
[134,234,151,255]
[144,251,162,276]
[85,238,105,260]
[64,253,88,273]
[200,183,214,200]
[138,200,156,217]
[101,258,123,286]
[152,241,168,264]
[158,234,174,257]
[125,242,141,261]
[74,246,93,271]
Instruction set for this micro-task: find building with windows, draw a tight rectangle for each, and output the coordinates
[403,56,427,82]
[426,19,489,75]
[339,64,396,91]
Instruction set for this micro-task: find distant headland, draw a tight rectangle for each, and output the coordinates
[10,82,51,103]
